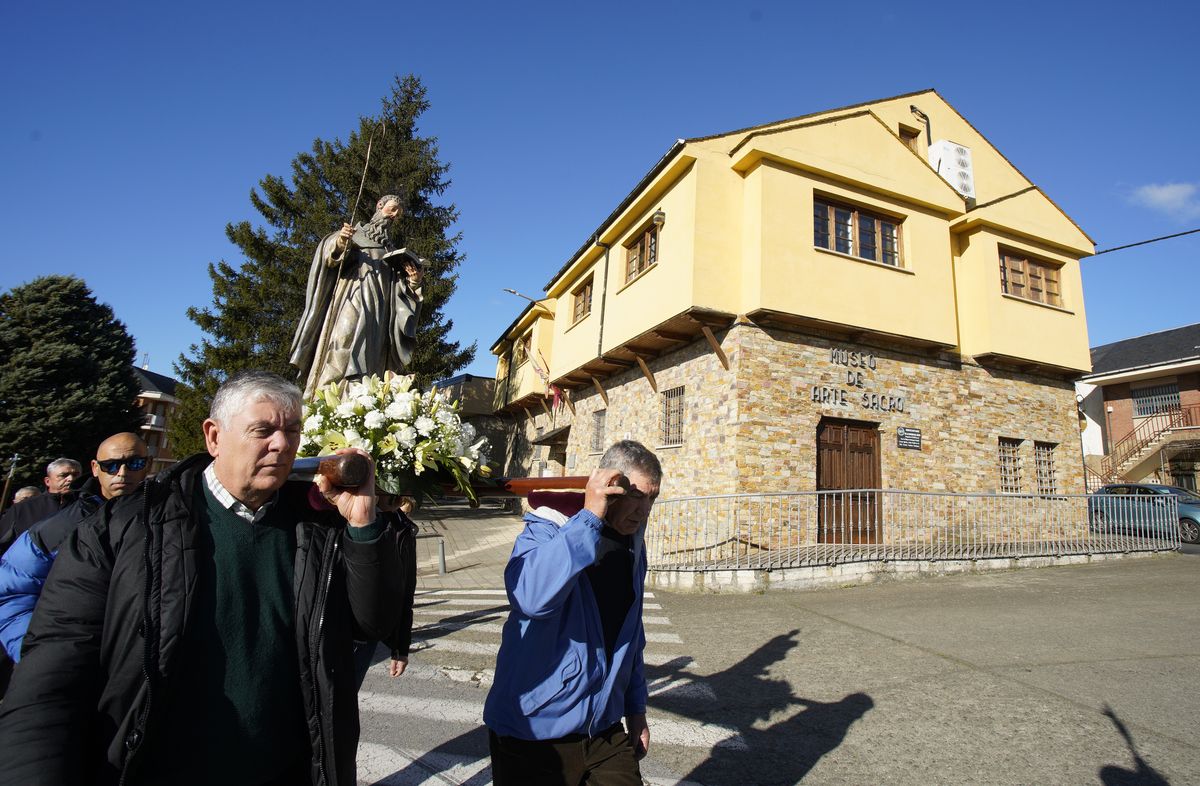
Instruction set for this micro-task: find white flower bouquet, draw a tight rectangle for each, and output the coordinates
[298,372,490,504]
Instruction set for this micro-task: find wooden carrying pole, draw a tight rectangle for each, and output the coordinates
[469,476,588,497]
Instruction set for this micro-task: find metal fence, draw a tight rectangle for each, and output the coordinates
[645,490,1180,571]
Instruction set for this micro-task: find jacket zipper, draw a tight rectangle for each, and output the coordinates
[120,481,158,785]
[309,533,338,786]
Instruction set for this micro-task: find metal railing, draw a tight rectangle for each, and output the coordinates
[1101,404,1200,481]
[645,490,1179,571]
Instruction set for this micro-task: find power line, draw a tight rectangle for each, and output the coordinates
[1090,227,1200,256]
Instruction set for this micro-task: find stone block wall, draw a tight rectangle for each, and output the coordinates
[497,322,1085,498]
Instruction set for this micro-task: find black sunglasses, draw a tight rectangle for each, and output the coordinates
[97,457,149,475]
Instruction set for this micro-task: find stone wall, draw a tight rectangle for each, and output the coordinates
[498,322,1085,498]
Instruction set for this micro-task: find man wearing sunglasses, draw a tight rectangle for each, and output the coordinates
[0,433,150,664]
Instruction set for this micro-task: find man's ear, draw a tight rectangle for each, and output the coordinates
[202,419,221,458]
[91,459,102,480]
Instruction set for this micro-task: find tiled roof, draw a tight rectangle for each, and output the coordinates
[133,366,179,396]
[1089,323,1200,375]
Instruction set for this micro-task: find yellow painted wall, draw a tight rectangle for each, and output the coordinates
[754,161,959,346]
[955,228,1091,370]
[600,173,698,356]
[550,260,602,380]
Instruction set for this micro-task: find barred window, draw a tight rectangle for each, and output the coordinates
[590,409,606,453]
[1034,442,1057,495]
[660,386,685,447]
[1132,383,1180,417]
[572,276,593,324]
[998,437,1022,493]
[999,250,1062,306]
[813,198,901,266]
[534,426,544,461]
[625,225,658,282]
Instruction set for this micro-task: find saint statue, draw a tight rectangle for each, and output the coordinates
[290,195,424,397]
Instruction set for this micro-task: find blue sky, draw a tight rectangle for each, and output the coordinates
[2,0,1197,380]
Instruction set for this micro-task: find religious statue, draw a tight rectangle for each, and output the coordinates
[290,194,425,397]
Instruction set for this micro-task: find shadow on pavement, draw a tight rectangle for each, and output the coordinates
[1099,704,1170,786]
[649,628,873,785]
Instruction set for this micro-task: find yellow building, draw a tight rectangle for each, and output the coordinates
[491,90,1093,499]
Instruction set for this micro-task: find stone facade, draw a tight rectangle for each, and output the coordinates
[499,322,1085,499]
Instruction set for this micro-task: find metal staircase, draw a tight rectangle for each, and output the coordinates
[1100,405,1200,484]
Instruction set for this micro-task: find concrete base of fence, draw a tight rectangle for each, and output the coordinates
[647,549,1174,593]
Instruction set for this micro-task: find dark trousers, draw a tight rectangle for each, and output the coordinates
[488,723,642,786]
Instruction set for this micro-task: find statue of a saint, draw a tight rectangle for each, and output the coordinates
[290,195,424,397]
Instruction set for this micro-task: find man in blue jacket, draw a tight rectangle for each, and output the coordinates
[484,440,662,786]
[0,432,150,663]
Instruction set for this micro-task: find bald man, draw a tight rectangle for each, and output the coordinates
[0,433,150,663]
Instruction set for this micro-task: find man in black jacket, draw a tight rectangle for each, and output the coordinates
[0,457,81,555]
[0,371,405,786]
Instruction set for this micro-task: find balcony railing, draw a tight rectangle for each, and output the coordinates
[645,490,1178,571]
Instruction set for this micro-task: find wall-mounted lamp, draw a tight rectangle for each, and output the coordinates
[651,209,666,227]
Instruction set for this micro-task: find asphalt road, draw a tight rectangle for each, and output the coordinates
[357,552,1200,785]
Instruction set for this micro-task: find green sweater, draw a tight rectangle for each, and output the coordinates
[149,484,309,784]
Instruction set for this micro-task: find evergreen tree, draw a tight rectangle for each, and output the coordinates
[172,75,474,456]
[0,275,142,490]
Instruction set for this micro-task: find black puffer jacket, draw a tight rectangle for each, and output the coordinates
[0,453,404,786]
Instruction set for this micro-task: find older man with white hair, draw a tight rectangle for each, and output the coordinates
[0,370,406,786]
[0,458,82,557]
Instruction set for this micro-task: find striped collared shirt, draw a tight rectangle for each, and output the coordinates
[203,463,279,524]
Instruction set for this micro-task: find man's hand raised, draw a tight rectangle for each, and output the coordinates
[583,468,628,520]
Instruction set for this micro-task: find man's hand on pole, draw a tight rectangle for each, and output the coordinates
[315,447,377,526]
[583,468,628,520]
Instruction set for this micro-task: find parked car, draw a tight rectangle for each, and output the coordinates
[1088,483,1200,544]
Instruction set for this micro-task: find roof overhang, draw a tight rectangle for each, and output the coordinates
[552,307,737,389]
[1080,356,1200,386]
[744,309,957,355]
[972,352,1088,380]
[531,424,571,446]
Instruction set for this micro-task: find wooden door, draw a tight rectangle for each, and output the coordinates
[817,419,881,543]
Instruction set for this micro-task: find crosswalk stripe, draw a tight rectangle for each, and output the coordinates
[648,676,718,701]
[411,639,499,656]
[414,598,509,608]
[358,741,489,786]
[412,607,503,618]
[358,741,707,786]
[417,589,509,597]
[645,632,683,644]
[414,613,674,628]
[357,692,746,751]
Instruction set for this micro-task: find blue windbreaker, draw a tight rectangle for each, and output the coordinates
[0,488,101,662]
[483,507,648,740]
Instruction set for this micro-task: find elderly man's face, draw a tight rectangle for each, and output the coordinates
[91,434,151,500]
[203,399,301,509]
[44,465,79,494]
[603,468,660,536]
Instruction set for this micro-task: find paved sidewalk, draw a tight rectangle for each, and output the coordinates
[410,500,524,591]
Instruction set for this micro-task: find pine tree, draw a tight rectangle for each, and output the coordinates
[0,275,142,489]
[172,75,474,456]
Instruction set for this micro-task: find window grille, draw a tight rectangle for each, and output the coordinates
[998,437,1022,493]
[590,409,606,453]
[1132,383,1180,417]
[660,386,685,447]
[1034,442,1057,495]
